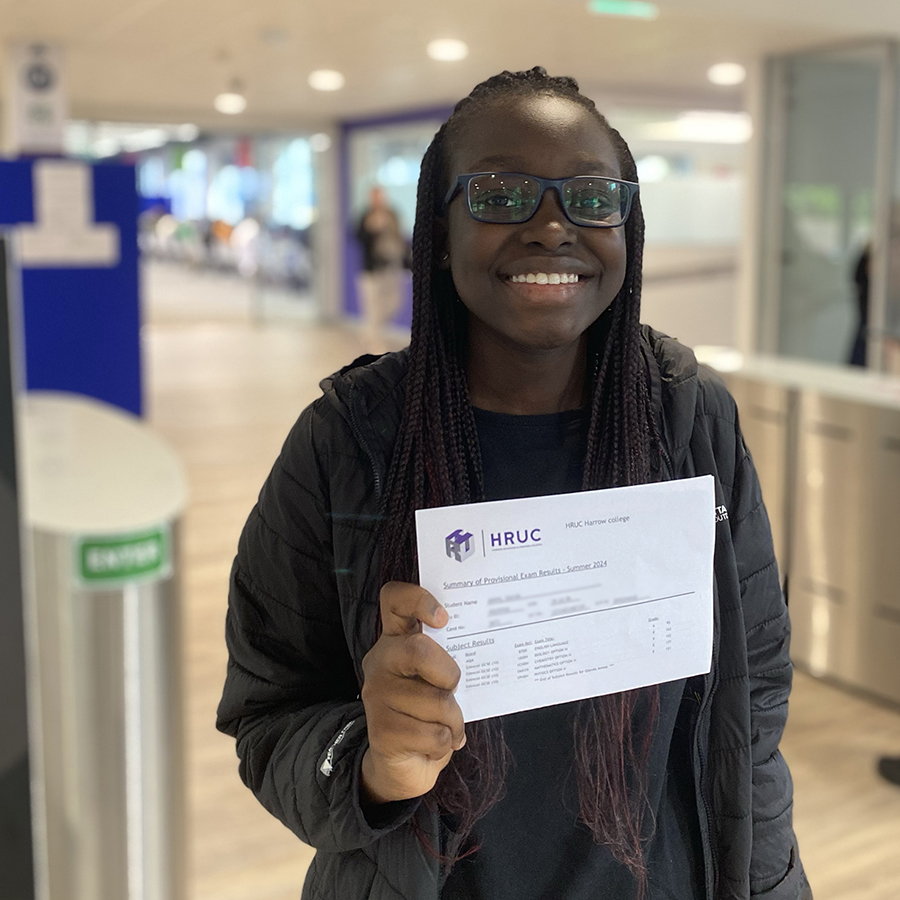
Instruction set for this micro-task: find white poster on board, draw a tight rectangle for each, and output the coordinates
[5,43,68,155]
[17,160,120,267]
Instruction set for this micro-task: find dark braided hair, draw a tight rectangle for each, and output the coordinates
[377,67,662,891]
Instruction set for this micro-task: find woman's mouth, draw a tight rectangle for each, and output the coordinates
[504,273,582,285]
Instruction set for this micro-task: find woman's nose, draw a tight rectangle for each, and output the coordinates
[518,189,577,249]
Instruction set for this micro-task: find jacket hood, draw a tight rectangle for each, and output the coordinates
[320,350,410,491]
[640,325,701,474]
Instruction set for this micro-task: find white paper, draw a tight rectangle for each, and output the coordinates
[416,476,715,722]
[17,161,120,267]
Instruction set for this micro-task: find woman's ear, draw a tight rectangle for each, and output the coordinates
[434,215,451,269]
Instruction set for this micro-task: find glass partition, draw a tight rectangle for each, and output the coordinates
[760,42,898,370]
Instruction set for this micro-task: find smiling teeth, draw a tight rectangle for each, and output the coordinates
[509,273,580,284]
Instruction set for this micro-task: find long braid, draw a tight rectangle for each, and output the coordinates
[573,121,662,884]
[377,68,662,891]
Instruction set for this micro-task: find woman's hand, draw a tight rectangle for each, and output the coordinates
[360,581,466,804]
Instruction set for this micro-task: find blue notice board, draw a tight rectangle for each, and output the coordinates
[0,159,142,416]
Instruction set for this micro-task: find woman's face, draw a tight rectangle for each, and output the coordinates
[443,94,629,356]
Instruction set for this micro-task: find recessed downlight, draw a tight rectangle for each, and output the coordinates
[214,92,246,114]
[427,38,469,62]
[707,62,747,86]
[308,69,345,91]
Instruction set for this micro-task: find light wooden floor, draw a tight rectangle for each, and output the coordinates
[143,263,900,900]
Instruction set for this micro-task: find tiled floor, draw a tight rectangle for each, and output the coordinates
[143,261,900,900]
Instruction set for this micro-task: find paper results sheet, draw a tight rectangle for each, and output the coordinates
[416,476,715,722]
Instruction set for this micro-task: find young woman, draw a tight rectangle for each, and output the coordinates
[217,68,812,900]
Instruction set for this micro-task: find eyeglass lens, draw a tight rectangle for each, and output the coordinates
[466,174,628,226]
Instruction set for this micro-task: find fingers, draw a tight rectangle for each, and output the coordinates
[377,677,466,746]
[380,581,448,636]
[361,640,465,754]
[363,630,461,692]
[361,579,467,801]
[393,632,461,690]
[365,694,466,757]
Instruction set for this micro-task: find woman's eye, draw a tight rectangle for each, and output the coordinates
[571,191,615,212]
[473,190,522,210]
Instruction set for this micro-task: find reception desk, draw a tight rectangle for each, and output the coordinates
[699,351,900,707]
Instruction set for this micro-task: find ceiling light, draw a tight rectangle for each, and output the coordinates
[94,137,121,159]
[310,133,332,152]
[176,124,200,142]
[121,128,168,153]
[640,111,752,144]
[587,0,659,19]
[707,62,747,86]
[427,38,469,62]
[214,92,246,115]
[308,69,345,91]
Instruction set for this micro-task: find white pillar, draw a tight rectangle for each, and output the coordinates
[735,57,767,357]
[311,128,342,322]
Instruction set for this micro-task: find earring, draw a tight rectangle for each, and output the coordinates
[441,252,450,263]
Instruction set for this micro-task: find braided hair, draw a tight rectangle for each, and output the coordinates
[377,67,662,889]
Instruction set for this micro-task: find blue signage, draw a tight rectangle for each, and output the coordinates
[0,159,142,415]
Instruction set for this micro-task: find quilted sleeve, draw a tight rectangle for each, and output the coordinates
[216,399,418,852]
[730,427,811,899]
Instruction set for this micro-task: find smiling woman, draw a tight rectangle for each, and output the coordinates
[440,96,630,409]
[216,68,812,900]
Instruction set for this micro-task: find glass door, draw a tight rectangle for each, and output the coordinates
[761,43,894,368]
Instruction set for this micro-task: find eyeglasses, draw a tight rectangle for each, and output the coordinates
[443,171,639,228]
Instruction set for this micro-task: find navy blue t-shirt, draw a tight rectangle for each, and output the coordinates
[440,407,705,900]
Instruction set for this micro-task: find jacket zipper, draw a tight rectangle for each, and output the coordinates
[346,383,383,500]
[661,428,716,897]
[694,626,719,900]
[659,441,674,482]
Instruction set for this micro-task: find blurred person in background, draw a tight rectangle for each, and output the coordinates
[849,245,869,367]
[231,217,261,279]
[355,184,409,352]
[218,68,811,900]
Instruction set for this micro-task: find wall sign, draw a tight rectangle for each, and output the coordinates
[74,525,171,589]
[0,159,142,415]
[4,43,67,156]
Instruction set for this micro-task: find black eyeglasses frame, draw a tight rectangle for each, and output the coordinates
[443,171,640,228]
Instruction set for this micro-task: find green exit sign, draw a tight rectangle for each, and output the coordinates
[75,526,171,588]
[588,0,660,18]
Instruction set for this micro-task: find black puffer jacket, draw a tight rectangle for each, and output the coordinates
[216,327,812,900]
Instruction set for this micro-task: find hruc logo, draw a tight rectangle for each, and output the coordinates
[445,528,475,563]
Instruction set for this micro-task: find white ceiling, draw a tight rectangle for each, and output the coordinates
[1,0,899,128]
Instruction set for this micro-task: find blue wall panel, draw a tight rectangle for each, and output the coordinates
[0,160,143,416]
